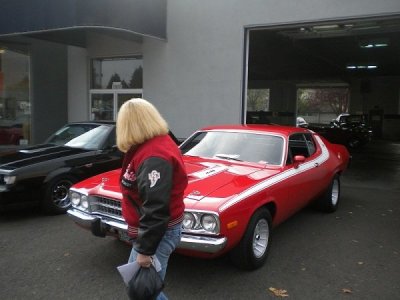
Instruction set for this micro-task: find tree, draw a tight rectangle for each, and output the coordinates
[106,73,122,89]
[247,89,269,111]
[129,66,143,89]
[297,88,349,115]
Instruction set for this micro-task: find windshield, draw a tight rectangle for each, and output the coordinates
[46,124,113,150]
[181,131,284,165]
[65,126,112,150]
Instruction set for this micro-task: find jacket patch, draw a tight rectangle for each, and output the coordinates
[122,163,136,187]
[148,170,161,188]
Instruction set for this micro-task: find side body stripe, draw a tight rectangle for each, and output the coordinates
[219,136,330,212]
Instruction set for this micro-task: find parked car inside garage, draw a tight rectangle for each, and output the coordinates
[299,114,373,149]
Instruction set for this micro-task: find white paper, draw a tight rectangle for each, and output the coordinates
[117,256,162,286]
[152,255,162,272]
[117,261,141,286]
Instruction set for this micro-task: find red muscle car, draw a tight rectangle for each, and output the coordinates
[67,124,350,270]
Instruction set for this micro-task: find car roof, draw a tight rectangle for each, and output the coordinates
[66,121,116,126]
[200,124,310,136]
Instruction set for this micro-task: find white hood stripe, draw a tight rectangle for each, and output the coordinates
[219,136,329,212]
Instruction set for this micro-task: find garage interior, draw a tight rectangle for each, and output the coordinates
[247,16,400,141]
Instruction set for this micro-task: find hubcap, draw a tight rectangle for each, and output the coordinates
[252,219,269,258]
[331,179,339,206]
[52,180,73,209]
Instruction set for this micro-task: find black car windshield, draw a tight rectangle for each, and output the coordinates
[180,131,284,165]
[46,124,112,150]
[65,126,112,150]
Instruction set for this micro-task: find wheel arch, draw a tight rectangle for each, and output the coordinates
[43,167,77,185]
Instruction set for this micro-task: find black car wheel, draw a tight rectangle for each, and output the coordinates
[314,174,340,213]
[348,137,361,149]
[42,175,77,214]
[230,208,272,270]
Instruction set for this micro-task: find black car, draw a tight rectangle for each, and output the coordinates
[0,122,122,214]
[306,114,373,149]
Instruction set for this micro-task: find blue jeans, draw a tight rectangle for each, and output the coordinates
[128,223,182,300]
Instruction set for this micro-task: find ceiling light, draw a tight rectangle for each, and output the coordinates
[312,24,340,31]
[359,38,389,49]
[346,64,378,70]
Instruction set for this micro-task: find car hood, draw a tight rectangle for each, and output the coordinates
[74,156,281,210]
[0,144,93,170]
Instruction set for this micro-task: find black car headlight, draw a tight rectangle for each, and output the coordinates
[182,210,220,234]
[3,175,16,185]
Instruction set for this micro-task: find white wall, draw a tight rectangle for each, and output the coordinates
[68,46,88,122]
[86,32,143,58]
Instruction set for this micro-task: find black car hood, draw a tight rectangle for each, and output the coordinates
[0,144,93,170]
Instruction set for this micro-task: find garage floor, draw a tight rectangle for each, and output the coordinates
[332,139,400,297]
[344,139,400,190]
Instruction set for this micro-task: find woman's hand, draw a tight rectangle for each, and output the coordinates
[136,253,153,268]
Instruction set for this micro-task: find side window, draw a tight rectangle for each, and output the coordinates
[288,133,310,159]
[304,133,316,156]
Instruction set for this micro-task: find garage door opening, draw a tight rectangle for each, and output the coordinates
[245,16,400,140]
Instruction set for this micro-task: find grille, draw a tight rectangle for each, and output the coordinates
[89,196,123,220]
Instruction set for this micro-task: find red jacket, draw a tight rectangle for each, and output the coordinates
[120,134,188,255]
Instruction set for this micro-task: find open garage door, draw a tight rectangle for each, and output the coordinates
[245,16,400,141]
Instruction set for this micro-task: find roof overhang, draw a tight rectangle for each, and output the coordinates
[0,0,166,47]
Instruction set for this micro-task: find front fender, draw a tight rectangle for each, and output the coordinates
[43,167,75,185]
[219,196,276,251]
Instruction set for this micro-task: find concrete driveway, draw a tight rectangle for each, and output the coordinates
[0,140,399,299]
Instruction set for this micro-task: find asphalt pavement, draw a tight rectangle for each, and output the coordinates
[0,140,399,300]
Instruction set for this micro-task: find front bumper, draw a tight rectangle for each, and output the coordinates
[67,208,227,254]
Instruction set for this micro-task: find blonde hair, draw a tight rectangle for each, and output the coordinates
[116,98,169,152]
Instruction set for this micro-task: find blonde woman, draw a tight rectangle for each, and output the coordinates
[117,98,188,300]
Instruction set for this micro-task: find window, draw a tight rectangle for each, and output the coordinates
[0,46,31,146]
[304,133,316,155]
[246,88,271,124]
[297,87,349,124]
[289,133,310,158]
[90,57,143,120]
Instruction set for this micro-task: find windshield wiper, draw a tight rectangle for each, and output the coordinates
[214,154,242,161]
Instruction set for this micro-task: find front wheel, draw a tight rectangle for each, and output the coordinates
[230,208,272,270]
[42,175,77,214]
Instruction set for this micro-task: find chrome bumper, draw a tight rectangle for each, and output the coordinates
[67,208,227,254]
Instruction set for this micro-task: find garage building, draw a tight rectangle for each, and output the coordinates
[0,0,399,144]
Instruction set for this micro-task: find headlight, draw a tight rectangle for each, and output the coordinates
[201,214,218,232]
[70,191,90,211]
[71,192,81,206]
[3,175,16,184]
[183,212,196,229]
[182,211,220,234]
[81,195,89,209]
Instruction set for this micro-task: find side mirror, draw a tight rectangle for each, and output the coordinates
[293,155,306,168]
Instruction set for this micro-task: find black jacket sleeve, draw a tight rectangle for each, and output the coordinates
[134,156,173,255]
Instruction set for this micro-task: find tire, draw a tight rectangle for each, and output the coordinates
[314,174,340,213]
[42,175,77,214]
[348,137,361,149]
[230,208,272,270]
